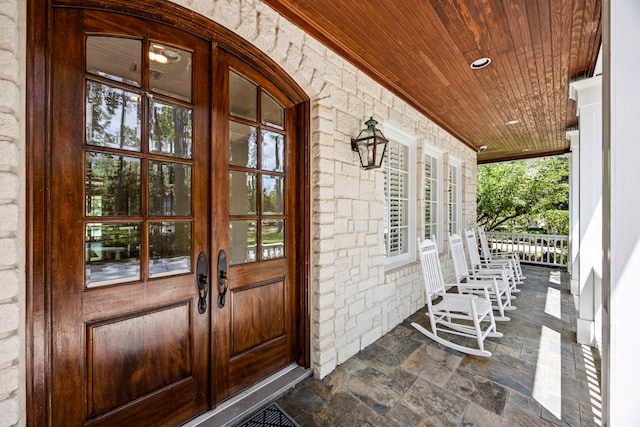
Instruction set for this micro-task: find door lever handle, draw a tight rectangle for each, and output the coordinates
[196,252,208,314]
[217,250,228,308]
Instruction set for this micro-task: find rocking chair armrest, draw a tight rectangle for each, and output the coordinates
[444,293,480,309]
[481,258,510,265]
[479,261,509,269]
[457,280,494,293]
[470,267,506,276]
[493,250,519,256]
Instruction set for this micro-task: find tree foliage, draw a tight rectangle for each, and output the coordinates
[477,157,569,234]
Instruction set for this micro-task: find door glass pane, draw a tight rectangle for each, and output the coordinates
[229,220,257,265]
[149,222,192,278]
[229,121,257,168]
[149,100,192,159]
[86,36,141,86]
[262,91,284,128]
[261,175,284,215]
[261,220,284,260]
[86,81,141,151]
[149,161,192,216]
[229,171,257,215]
[85,152,141,216]
[229,71,257,121]
[148,42,192,102]
[85,223,141,287]
[261,130,284,172]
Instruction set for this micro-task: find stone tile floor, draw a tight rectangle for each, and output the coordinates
[275,265,602,426]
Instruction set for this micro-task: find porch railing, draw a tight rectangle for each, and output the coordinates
[484,231,568,267]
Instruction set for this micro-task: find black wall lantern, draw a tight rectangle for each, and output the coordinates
[351,117,389,170]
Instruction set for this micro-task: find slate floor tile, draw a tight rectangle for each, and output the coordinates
[272,266,601,427]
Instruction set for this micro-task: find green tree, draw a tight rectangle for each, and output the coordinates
[477,157,569,234]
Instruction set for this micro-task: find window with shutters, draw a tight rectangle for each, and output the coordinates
[423,147,443,251]
[383,124,416,269]
[448,156,462,235]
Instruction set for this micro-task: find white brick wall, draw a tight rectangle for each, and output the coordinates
[0,0,24,425]
[5,1,478,422]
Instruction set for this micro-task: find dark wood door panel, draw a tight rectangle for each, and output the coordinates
[231,279,286,355]
[87,303,192,416]
[227,336,290,397]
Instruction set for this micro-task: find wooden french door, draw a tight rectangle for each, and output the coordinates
[212,53,301,401]
[45,5,305,425]
[49,8,211,426]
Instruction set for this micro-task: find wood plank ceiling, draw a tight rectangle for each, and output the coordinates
[262,0,602,163]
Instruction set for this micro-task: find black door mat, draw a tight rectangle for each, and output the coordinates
[237,403,300,427]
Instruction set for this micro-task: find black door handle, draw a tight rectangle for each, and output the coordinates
[217,250,228,308]
[196,251,208,314]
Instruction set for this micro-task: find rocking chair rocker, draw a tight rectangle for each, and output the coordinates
[411,238,502,357]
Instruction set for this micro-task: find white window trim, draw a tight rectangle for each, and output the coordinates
[383,123,416,270]
[423,145,444,252]
[448,156,463,236]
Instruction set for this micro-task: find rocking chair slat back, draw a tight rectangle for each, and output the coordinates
[449,233,470,282]
[417,238,445,296]
[464,229,483,267]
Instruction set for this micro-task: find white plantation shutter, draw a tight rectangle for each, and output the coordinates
[424,150,443,249]
[383,124,415,268]
[448,157,462,234]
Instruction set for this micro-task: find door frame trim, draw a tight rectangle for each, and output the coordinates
[26,1,310,424]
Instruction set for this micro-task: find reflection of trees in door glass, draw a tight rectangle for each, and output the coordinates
[149,161,192,216]
[85,152,141,216]
[86,80,141,151]
[150,100,193,159]
[261,131,284,172]
[149,222,192,278]
[261,175,283,215]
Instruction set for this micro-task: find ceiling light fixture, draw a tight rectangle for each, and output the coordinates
[149,51,168,64]
[521,148,532,152]
[506,119,520,125]
[470,57,491,69]
[162,49,181,62]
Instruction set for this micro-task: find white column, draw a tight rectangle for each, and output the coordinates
[602,0,640,424]
[569,76,602,346]
[565,131,579,296]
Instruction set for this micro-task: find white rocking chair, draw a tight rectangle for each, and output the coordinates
[464,228,520,294]
[411,238,502,357]
[478,227,526,282]
[449,232,515,321]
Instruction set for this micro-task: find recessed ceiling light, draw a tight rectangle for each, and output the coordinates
[470,57,491,69]
[521,148,532,152]
[506,120,520,125]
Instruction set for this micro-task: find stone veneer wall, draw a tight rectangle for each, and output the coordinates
[2,0,476,424]
[0,0,25,425]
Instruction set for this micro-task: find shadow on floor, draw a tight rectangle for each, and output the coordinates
[274,265,602,427]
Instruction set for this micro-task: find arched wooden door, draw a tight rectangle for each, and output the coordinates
[43,6,308,426]
[212,52,303,402]
[49,8,211,426]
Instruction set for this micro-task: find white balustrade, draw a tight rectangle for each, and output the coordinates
[484,232,568,267]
